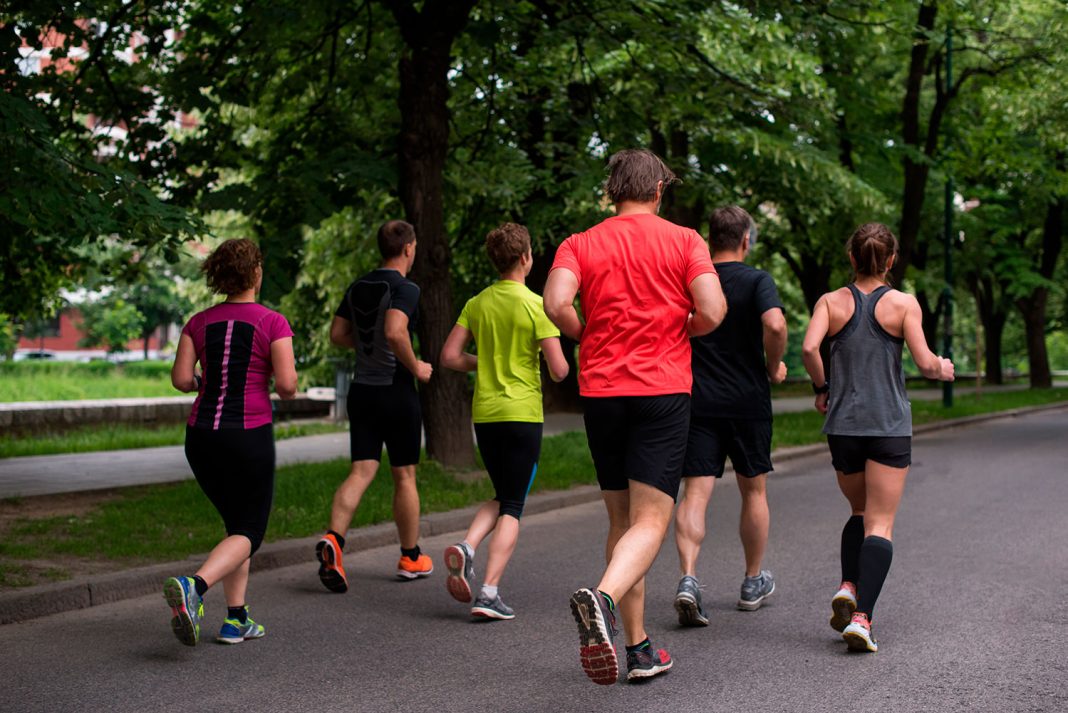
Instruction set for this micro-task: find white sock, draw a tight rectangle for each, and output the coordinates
[480,584,498,599]
[460,540,474,555]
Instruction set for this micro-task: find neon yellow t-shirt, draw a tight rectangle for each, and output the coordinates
[456,280,561,423]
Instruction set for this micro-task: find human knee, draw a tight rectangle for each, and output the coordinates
[391,465,417,485]
[229,531,261,555]
[737,474,767,498]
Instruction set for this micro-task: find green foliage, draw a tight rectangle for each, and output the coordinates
[77,297,144,354]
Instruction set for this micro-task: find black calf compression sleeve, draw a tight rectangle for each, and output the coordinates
[856,536,893,619]
[841,515,865,584]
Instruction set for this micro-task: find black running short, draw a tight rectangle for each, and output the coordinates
[185,423,275,554]
[683,417,773,478]
[582,393,690,500]
[474,421,542,520]
[826,434,911,474]
[347,381,422,466]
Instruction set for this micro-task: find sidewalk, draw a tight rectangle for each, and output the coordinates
[0,384,1053,499]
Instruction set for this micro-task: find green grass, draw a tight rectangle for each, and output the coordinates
[0,361,176,402]
[0,432,596,566]
[0,421,345,459]
[770,387,1068,449]
[0,389,1063,587]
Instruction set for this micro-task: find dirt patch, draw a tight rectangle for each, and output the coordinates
[0,490,128,591]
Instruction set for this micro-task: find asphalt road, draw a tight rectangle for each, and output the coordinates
[1,408,1066,712]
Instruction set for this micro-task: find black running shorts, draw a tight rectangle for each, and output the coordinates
[347,381,422,466]
[683,417,773,478]
[474,421,542,520]
[185,423,275,554]
[826,434,911,474]
[582,394,690,500]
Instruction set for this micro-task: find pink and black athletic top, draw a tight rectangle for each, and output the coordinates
[181,302,294,430]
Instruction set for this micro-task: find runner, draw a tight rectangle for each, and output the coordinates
[673,206,787,626]
[439,223,569,621]
[802,222,954,652]
[544,149,727,684]
[165,238,298,647]
[316,220,434,592]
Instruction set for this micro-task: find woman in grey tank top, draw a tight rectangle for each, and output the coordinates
[801,223,954,653]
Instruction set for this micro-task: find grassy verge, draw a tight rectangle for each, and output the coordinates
[0,361,176,402]
[0,432,594,567]
[0,390,1064,588]
[0,421,346,459]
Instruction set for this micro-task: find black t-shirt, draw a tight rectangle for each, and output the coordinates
[334,268,420,386]
[691,262,783,420]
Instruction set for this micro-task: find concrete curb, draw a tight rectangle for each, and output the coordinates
[1,400,1065,626]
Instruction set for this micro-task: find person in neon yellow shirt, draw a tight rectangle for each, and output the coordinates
[440,223,570,620]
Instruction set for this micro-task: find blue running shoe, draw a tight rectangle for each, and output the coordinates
[163,576,203,646]
[217,609,266,645]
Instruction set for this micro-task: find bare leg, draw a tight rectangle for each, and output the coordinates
[598,482,675,646]
[391,464,420,549]
[674,476,715,577]
[482,514,520,587]
[463,501,501,551]
[220,557,252,608]
[195,535,252,589]
[861,462,908,541]
[836,470,867,517]
[329,460,380,534]
[736,474,769,577]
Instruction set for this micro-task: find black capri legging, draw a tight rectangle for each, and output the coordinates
[185,424,275,554]
[474,421,542,520]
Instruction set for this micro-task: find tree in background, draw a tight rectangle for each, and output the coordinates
[78,296,143,355]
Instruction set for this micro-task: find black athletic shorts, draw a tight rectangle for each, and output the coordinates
[683,417,773,478]
[185,423,275,554]
[826,434,911,474]
[347,381,421,466]
[582,394,690,500]
[474,421,542,520]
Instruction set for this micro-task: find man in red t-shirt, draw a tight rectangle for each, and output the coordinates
[545,149,726,685]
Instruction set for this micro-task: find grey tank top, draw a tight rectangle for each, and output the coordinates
[822,284,912,437]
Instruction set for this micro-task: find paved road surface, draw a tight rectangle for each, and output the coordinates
[2,408,1066,712]
[3,385,1046,498]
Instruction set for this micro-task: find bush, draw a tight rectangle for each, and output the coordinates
[121,361,173,378]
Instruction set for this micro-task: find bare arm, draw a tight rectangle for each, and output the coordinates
[385,309,433,383]
[171,333,199,393]
[270,337,299,399]
[762,307,788,384]
[902,295,955,381]
[802,295,830,413]
[687,272,727,337]
[539,336,569,382]
[440,324,477,372]
[329,316,355,350]
[543,268,584,341]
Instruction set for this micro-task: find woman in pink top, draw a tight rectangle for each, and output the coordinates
[163,238,297,647]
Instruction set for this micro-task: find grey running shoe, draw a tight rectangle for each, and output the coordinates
[444,542,474,603]
[737,570,775,611]
[470,593,515,620]
[674,575,709,627]
[569,588,619,685]
[626,644,673,682]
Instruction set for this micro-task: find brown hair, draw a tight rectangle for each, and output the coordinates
[377,220,416,259]
[708,205,753,252]
[603,149,678,204]
[847,222,898,277]
[485,222,531,273]
[201,238,262,296]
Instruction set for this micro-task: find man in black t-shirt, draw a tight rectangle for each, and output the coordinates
[315,220,435,594]
[672,206,788,626]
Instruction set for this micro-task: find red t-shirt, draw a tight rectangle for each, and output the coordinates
[551,212,716,397]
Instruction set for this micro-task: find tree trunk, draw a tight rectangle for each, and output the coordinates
[390,0,478,467]
[529,248,582,412]
[891,1,938,286]
[970,274,1005,385]
[1018,293,1052,388]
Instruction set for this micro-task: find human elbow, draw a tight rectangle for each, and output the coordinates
[550,362,569,383]
[275,375,298,400]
